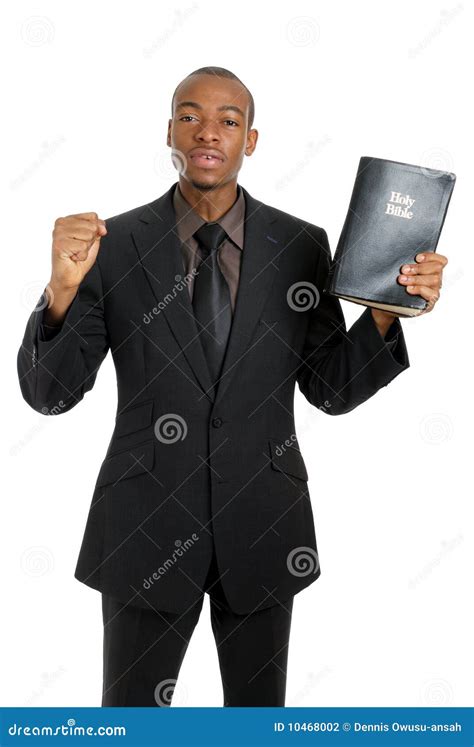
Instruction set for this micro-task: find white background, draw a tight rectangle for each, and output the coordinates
[2,0,471,707]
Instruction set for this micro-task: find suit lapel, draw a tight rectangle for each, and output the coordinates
[213,186,280,407]
[132,184,215,403]
[131,182,281,407]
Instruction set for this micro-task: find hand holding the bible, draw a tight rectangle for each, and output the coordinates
[370,251,448,337]
[397,250,448,315]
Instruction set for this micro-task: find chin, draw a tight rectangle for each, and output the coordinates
[188,177,223,191]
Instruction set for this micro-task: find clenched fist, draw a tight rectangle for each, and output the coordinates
[44,212,107,326]
[50,212,107,291]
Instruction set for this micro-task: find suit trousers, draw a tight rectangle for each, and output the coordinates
[101,544,294,706]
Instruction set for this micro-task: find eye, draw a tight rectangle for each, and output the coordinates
[178,115,239,126]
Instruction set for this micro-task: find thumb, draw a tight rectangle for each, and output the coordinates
[97,220,107,237]
[85,235,102,265]
[73,234,102,265]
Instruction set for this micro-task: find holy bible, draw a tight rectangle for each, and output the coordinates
[324,156,456,316]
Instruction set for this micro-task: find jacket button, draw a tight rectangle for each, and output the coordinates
[212,417,223,428]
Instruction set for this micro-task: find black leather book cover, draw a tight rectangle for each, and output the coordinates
[324,156,456,316]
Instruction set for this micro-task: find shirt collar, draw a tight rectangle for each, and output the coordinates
[172,182,245,250]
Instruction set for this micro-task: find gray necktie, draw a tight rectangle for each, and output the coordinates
[192,222,233,386]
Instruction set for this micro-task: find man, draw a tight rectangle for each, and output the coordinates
[17,66,447,707]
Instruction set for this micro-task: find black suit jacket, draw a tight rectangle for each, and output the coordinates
[17,182,410,614]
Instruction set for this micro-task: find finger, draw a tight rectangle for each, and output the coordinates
[55,237,97,257]
[70,216,106,231]
[398,273,441,289]
[71,251,89,261]
[66,214,107,235]
[415,251,448,267]
[71,238,100,263]
[66,226,101,242]
[58,219,106,243]
[405,284,440,303]
[69,212,101,222]
[399,260,445,277]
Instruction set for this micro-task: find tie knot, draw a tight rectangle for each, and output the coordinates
[193,222,228,255]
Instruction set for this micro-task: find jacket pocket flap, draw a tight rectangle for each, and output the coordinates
[97,440,155,486]
[114,400,154,438]
[269,439,308,481]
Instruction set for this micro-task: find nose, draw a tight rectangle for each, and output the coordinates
[195,118,220,142]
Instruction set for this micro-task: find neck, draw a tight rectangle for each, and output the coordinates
[177,177,238,222]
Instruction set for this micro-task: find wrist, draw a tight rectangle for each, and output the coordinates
[47,278,80,296]
[43,280,79,325]
[370,307,397,339]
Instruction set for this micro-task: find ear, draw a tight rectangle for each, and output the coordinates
[245,129,259,156]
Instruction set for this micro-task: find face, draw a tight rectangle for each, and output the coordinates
[167,74,258,191]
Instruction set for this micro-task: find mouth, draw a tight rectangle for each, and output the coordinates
[189,153,224,169]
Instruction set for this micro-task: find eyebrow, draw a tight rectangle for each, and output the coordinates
[175,101,245,118]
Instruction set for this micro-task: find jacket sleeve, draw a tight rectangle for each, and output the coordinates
[17,261,110,415]
[296,228,410,415]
